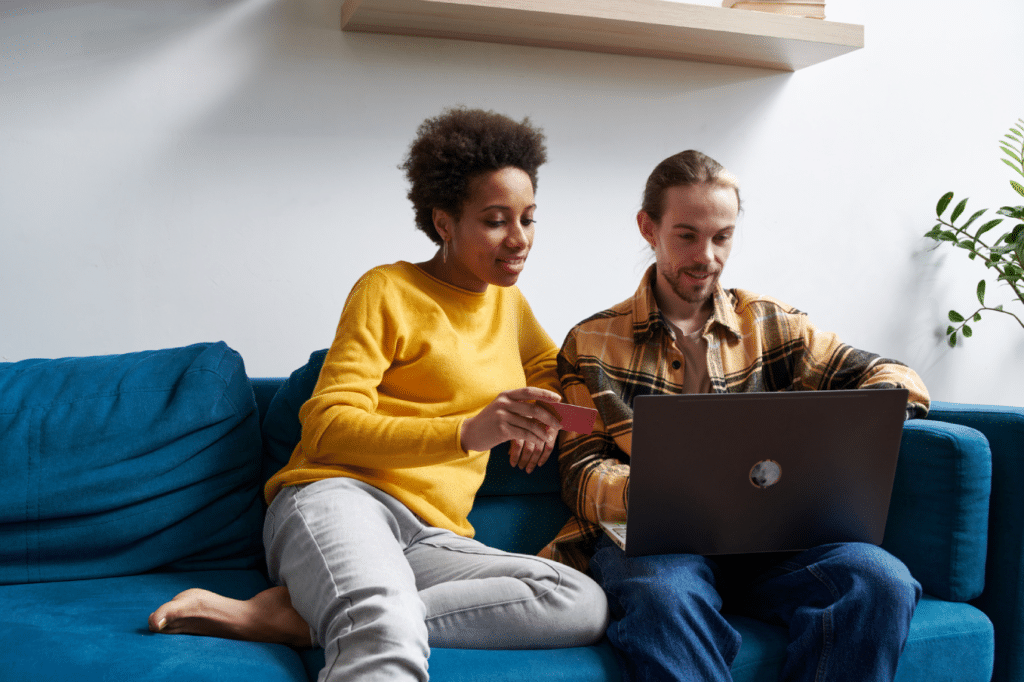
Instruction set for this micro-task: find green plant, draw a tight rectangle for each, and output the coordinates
[925,117,1024,347]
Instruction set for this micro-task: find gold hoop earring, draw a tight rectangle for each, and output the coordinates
[443,240,448,264]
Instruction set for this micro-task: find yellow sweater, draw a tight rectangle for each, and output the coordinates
[264,261,559,537]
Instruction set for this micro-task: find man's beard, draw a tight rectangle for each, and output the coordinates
[665,266,719,305]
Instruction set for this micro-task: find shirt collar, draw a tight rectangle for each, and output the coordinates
[631,264,742,343]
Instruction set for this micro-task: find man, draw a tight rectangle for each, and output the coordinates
[539,150,930,682]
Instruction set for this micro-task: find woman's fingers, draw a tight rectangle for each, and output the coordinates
[505,420,556,473]
[503,386,562,404]
[501,396,562,434]
[462,387,565,456]
[514,435,554,474]
[509,439,524,468]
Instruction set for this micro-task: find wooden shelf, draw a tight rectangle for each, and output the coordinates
[339,0,864,72]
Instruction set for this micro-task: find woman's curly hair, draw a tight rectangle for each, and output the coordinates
[401,107,547,245]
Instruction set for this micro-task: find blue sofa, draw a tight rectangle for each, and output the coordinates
[1,341,1017,681]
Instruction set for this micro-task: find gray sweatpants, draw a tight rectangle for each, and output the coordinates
[264,477,609,682]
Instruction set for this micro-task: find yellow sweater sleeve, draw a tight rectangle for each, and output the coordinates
[297,270,468,470]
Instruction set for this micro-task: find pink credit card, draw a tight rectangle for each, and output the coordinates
[539,400,598,435]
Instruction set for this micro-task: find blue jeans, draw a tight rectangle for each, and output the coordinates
[590,538,921,682]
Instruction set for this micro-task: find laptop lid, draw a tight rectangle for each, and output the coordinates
[623,389,908,557]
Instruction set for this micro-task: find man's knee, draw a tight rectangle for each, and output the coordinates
[593,549,721,620]
[832,543,921,613]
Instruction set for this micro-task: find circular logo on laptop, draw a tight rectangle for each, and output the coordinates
[750,460,782,489]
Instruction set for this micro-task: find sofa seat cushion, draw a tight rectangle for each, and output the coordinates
[0,342,265,584]
[0,570,307,682]
[292,596,991,682]
[297,640,624,682]
[728,595,993,682]
[894,596,994,681]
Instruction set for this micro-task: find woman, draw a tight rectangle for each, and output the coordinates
[149,107,609,681]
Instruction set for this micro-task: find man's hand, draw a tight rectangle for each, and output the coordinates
[460,387,563,474]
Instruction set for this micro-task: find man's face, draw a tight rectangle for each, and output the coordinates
[639,183,738,310]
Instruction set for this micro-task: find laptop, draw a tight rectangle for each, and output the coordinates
[601,389,908,556]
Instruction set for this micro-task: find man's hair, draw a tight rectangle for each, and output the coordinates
[400,107,548,245]
[640,150,741,222]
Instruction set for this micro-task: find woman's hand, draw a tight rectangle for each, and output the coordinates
[460,387,563,474]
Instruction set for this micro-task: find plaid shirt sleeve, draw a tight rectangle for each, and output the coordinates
[719,291,930,419]
[538,304,642,571]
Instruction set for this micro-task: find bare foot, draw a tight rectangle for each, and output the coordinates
[149,586,312,648]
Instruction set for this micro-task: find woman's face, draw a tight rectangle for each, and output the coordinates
[433,166,537,292]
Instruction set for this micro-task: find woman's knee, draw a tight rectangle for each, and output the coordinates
[555,567,611,646]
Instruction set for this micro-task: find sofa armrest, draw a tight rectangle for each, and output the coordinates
[927,402,1024,682]
[882,419,991,602]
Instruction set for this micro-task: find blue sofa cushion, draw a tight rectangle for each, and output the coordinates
[0,570,308,682]
[926,401,1024,682]
[882,420,991,602]
[0,342,264,585]
[299,642,623,682]
[261,349,328,487]
[293,597,992,682]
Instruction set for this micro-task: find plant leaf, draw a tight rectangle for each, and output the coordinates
[1003,158,1024,178]
[977,279,986,305]
[951,198,969,222]
[937,192,954,216]
[1013,181,1024,199]
[949,332,958,347]
[948,310,965,322]
[973,312,982,322]
[1001,145,1024,164]
[963,325,973,338]
[963,208,987,230]
[976,218,1004,238]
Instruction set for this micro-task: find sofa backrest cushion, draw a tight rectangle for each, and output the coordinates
[261,349,328,487]
[0,342,264,585]
[260,350,572,553]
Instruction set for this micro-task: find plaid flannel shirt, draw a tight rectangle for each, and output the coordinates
[538,265,930,571]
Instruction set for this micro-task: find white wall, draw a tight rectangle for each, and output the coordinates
[2,0,1022,406]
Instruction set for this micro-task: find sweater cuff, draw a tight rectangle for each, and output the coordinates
[455,415,470,455]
